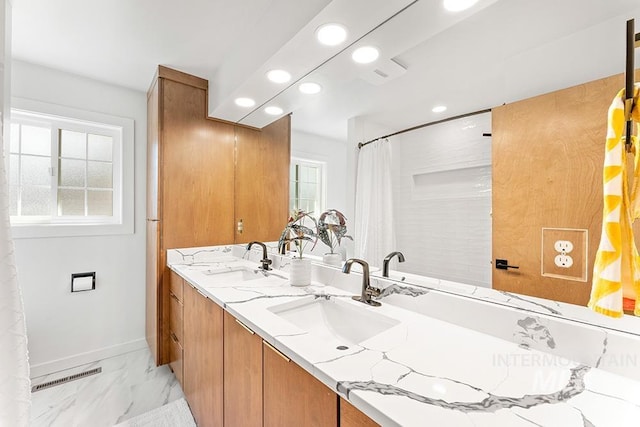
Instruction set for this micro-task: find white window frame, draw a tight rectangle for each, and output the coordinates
[8,97,134,238]
[290,157,327,216]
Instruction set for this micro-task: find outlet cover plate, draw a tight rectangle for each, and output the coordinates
[541,228,588,282]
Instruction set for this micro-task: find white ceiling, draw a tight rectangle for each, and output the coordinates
[11,0,640,141]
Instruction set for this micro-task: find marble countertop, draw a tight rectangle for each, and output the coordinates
[168,249,640,427]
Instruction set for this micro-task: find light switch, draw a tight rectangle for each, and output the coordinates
[71,272,96,292]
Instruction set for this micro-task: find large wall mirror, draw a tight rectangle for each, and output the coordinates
[238,0,640,332]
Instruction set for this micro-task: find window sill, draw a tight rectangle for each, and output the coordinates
[10,221,134,239]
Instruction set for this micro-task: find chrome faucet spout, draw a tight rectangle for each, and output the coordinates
[247,241,272,271]
[382,251,405,278]
[342,258,381,307]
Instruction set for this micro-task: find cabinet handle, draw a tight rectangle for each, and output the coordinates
[169,292,180,302]
[170,331,178,343]
[263,341,290,363]
[235,318,255,335]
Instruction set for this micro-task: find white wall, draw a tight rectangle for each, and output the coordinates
[11,60,147,377]
[391,112,492,287]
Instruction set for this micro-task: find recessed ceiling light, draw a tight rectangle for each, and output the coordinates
[316,23,347,46]
[264,106,284,116]
[266,69,291,84]
[235,97,255,108]
[432,105,447,113]
[443,0,478,12]
[298,82,322,94]
[352,46,380,64]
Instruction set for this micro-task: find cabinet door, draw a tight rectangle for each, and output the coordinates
[223,312,262,427]
[162,79,235,249]
[183,283,224,427]
[263,341,337,427]
[340,398,379,427]
[234,115,290,243]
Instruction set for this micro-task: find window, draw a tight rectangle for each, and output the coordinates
[7,98,134,238]
[289,158,325,215]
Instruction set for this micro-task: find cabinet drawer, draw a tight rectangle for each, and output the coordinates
[168,330,183,386]
[169,270,184,303]
[169,291,183,344]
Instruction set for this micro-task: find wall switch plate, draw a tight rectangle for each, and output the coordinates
[541,228,588,281]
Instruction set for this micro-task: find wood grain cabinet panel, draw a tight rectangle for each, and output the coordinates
[263,341,337,427]
[340,398,379,427]
[183,283,224,427]
[223,311,263,427]
[145,66,291,367]
[234,116,290,243]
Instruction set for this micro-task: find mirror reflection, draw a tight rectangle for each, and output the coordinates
[253,0,640,323]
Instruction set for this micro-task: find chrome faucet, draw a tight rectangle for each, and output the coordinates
[342,258,381,307]
[382,251,405,278]
[247,241,272,271]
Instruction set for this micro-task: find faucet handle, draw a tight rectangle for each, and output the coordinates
[366,286,382,298]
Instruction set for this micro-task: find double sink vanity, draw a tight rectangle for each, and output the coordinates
[167,244,640,426]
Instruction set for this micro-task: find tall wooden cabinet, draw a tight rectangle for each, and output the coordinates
[145,66,290,365]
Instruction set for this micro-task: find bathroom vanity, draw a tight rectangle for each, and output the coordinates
[167,245,640,427]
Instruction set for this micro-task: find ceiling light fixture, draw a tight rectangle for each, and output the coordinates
[264,106,284,116]
[316,23,347,46]
[443,0,478,12]
[298,82,322,94]
[432,105,447,113]
[352,46,380,64]
[266,69,291,84]
[235,97,255,108]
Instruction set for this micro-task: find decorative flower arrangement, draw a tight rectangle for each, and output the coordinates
[317,209,352,254]
[278,209,318,259]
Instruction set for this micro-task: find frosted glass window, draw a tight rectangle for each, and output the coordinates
[9,187,18,216]
[9,155,19,187]
[87,161,112,188]
[88,190,113,216]
[21,125,51,156]
[88,134,113,161]
[21,155,51,186]
[10,123,19,153]
[290,159,324,215]
[22,186,51,216]
[58,189,85,216]
[60,130,86,159]
[9,107,126,233]
[59,159,86,187]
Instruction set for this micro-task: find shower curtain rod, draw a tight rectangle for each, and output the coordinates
[358,108,492,149]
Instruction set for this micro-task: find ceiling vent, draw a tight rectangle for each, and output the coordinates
[359,58,407,86]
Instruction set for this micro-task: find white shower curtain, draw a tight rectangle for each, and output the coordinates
[0,116,31,424]
[354,138,396,267]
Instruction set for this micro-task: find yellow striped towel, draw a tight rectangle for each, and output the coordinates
[589,85,640,317]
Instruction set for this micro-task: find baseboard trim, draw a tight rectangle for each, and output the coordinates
[30,338,148,379]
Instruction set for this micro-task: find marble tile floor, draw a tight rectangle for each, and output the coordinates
[30,348,185,427]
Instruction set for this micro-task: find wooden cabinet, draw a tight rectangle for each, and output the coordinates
[223,311,263,427]
[145,66,290,366]
[183,282,224,427]
[167,270,184,385]
[234,118,290,243]
[340,398,379,427]
[263,341,337,427]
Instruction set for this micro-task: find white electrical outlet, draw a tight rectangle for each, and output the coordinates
[554,254,573,268]
[554,240,574,253]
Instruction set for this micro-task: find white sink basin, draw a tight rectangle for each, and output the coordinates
[268,297,400,346]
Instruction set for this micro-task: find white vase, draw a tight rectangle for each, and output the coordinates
[289,257,312,287]
[322,253,342,267]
